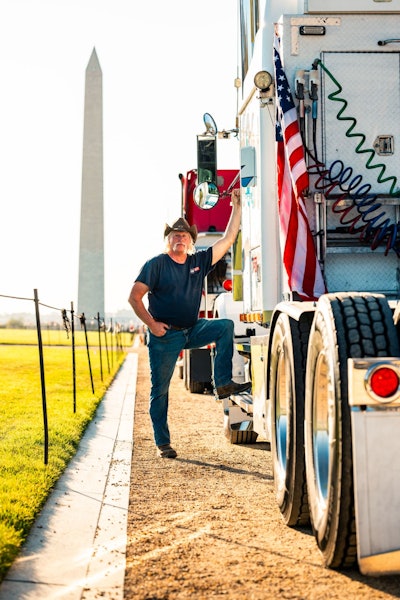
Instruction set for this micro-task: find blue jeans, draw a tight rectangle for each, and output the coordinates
[147,318,234,446]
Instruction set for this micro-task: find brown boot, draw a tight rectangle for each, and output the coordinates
[157,444,178,458]
[216,380,251,399]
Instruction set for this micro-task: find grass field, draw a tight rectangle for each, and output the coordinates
[0,328,132,580]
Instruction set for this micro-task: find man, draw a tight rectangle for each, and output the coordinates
[128,189,250,458]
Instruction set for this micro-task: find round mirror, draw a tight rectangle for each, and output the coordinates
[194,182,219,210]
[203,113,218,136]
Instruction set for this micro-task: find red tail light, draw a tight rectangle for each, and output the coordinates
[369,366,399,399]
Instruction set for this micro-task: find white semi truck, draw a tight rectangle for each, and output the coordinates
[196,0,400,577]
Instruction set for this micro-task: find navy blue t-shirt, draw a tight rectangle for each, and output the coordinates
[135,247,213,327]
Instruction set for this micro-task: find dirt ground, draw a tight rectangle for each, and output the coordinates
[125,345,400,599]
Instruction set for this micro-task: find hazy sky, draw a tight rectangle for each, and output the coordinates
[0,0,239,316]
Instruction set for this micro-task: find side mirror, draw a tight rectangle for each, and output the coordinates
[193,182,219,209]
[197,135,217,188]
[195,114,220,209]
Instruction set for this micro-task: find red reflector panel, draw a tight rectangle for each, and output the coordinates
[223,279,233,291]
[370,367,399,398]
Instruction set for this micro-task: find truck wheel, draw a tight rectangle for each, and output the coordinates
[270,312,312,526]
[304,292,400,569]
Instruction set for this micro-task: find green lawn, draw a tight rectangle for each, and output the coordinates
[0,329,132,580]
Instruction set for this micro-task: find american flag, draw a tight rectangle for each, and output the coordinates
[274,33,326,300]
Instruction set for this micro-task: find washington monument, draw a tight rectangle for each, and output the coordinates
[78,48,104,319]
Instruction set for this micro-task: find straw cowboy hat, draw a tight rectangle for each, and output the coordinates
[164,218,198,243]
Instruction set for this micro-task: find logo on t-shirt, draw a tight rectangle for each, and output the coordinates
[190,267,200,274]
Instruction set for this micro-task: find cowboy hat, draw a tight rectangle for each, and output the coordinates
[164,218,198,243]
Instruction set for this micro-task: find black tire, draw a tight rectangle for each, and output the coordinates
[270,312,312,526]
[304,292,400,569]
[189,380,205,394]
[223,413,258,444]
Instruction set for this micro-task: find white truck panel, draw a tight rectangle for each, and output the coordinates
[351,410,400,575]
[250,335,271,441]
[305,0,400,13]
[322,51,400,189]
[241,0,302,101]
[240,94,284,313]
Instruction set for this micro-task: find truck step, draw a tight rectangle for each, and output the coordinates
[230,391,253,412]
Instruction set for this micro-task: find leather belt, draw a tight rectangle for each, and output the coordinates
[154,319,190,331]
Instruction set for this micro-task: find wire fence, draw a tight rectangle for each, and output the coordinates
[0,288,133,464]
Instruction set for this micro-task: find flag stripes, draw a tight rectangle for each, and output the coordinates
[274,33,326,300]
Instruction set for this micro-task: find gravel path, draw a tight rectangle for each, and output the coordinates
[124,345,400,599]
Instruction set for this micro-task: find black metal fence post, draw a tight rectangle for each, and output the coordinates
[97,312,103,382]
[34,289,49,465]
[81,313,95,394]
[71,302,77,413]
[103,322,110,374]
[110,318,114,369]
